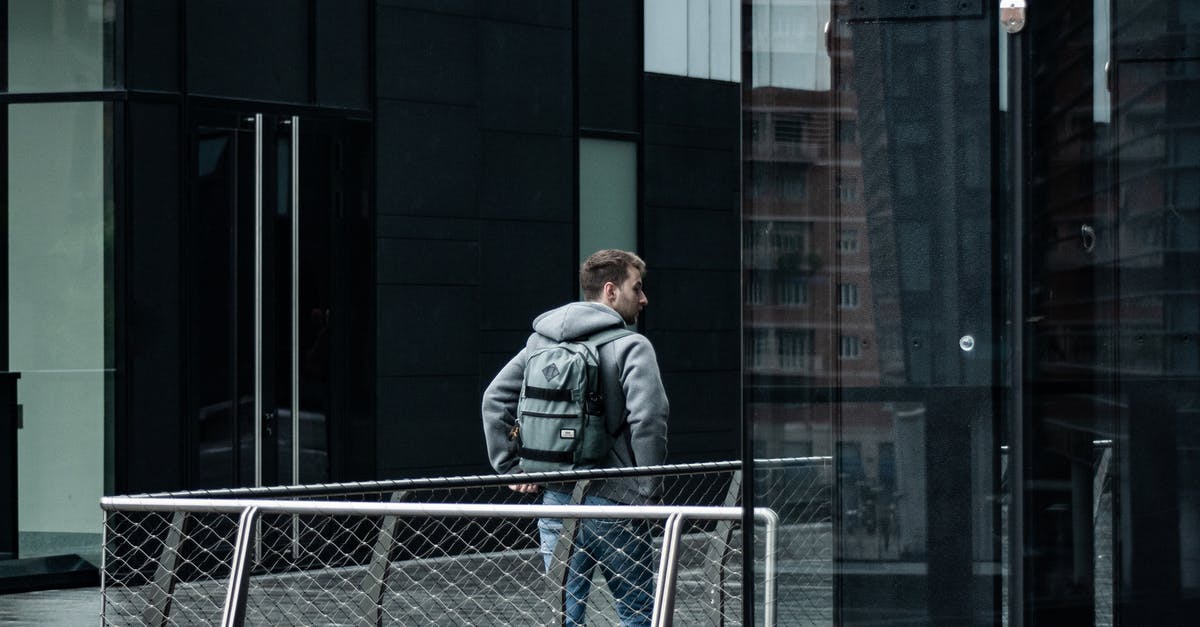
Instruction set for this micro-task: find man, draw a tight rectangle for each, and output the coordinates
[482,249,669,626]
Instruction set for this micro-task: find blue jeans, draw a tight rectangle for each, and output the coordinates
[539,490,655,626]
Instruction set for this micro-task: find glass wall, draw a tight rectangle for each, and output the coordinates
[8,101,114,559]
[1023,2,1200,623]
[579,138,637,267]
[1,0,118,563]
[744,0,1001,623]
[7,0,116,92]
[744,0,1200,624]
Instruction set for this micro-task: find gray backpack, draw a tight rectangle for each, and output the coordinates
[512,328,633,473]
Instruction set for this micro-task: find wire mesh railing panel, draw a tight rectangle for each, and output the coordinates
[756,462,834,625]
[377,520,547,625]
[103,510,240,625]
[101,458,831,625]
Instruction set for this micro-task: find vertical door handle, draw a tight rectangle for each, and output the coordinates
[253,113,264,488]
[291,116,301,487]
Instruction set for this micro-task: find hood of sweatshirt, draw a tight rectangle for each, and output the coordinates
[532,302,627,342]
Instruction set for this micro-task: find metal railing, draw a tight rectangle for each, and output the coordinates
[100,457,832,626]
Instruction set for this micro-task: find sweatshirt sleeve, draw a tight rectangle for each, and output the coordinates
[481,348,527,474]
[620,337,669,468]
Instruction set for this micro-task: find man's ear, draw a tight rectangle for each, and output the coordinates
[602,281,617,302]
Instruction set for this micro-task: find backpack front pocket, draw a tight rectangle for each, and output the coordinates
[518,411,583,472]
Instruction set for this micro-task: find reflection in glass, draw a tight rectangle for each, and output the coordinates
[7,0,116,92]
[579,138,637,266]
[8,102,113,559]
[744,0,1000,623]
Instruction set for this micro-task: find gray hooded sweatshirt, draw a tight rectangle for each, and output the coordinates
[481,301,669,504]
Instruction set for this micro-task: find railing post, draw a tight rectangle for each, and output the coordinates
[141,511,189,626]
[543,479,589,626]
[759,508,779,627]
[359,490,408,626]
[702,470,742,624]
[651,513,687,626]
[220,506,261,627]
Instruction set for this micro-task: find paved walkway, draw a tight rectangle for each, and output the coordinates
[0,587,98,626]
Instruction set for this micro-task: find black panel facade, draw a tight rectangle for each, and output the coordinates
[185,0,310,103]
[315,0,370,109]
[110,0,748,488]
[578,0,639,133]
[479,1,572,29]
[376,7,477,105]
[376,100,479,218]
[126,0,180,91]
[479,20,573,135]
[480,132,573,221]
[374,3,579,478]
[642,74,741,462]
[122,102,184,493]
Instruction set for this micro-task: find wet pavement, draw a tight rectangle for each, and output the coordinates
[0,587,98,626]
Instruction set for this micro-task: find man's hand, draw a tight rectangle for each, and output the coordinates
[508,483,541,494]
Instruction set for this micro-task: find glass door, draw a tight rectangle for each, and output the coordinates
[741,0,1200,624]
[1016,1,1200,623]
[189,110,354,490]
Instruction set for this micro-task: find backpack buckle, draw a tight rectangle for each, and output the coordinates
[585,391,605,416]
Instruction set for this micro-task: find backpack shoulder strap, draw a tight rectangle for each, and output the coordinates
[580,327,636,440]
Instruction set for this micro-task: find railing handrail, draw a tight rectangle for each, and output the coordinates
[100,496,771,520]
[101,497,779,627]
[118,456,831,501]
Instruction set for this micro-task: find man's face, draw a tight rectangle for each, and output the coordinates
[609,268,648,325]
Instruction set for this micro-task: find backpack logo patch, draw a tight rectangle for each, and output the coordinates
[542,363,561,381]
[559,429,576,439]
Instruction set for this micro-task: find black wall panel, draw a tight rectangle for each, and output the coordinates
[479,20,572,134]
[578,0,639,132]
[641,75,742,463]
[315,0,369,109]
[646,269,740,332]
[373,3,579,478]
[376,100,479,217]
[662,369,734,430]
[651,330,740,372]
[185,0,309,103]
[644,144,739,211]
[480,131,573,221]
[377,238,479,286]
[127,0,180,91]
[377,375,483,476]
[479,221,576,331]
[644,207,739,270]
[375,5,483,479]
[378,215,480,242]
[644,73,740,129]
[376,7,477,105]
[122,102,184,493]
[377,285,479,378]
[378,0,476,16]
[479,1,571,29]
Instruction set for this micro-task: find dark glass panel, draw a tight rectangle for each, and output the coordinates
[296,123,335,485]
[190,124,243,489]
[743,1,1001,624]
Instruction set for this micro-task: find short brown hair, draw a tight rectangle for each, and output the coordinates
[580,249,646,300]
